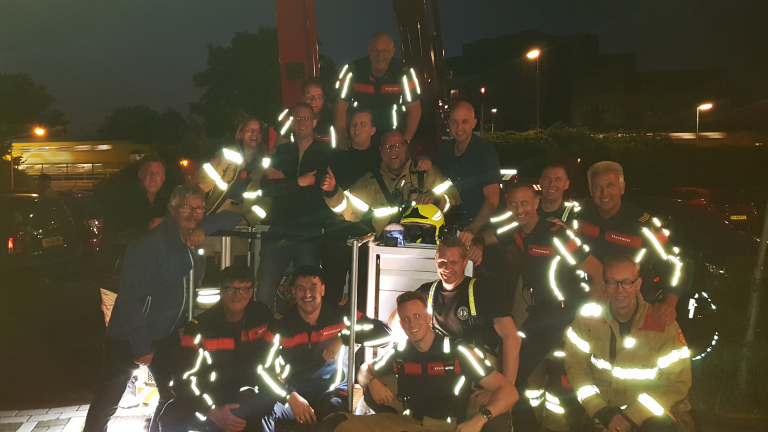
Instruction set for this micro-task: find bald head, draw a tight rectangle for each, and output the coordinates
[448,101,478,147]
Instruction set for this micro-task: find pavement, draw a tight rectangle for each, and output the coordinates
[0,404,153,432]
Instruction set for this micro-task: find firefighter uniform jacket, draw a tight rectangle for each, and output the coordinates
[196,144,270,225]
[370,332,494,422]
[324,159,460,236]
[171,301,277,418]
[574,199,683,303]
[337,57,421,133]
[564,298,692,427]
[264,301,391,402]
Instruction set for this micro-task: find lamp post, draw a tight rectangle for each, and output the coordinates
[6,127,46,190]
[696,103,712,145]
[491,108,497,133]
[527,49,541,129]
[480,87,486,137]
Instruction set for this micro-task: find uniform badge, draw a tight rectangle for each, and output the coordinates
[457,306,469,321]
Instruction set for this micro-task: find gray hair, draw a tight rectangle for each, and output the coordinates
[602,253,641,275]
[587,161,624,189]
[168,184,206,212]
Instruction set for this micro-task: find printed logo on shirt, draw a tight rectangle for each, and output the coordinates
[457,306,469,321]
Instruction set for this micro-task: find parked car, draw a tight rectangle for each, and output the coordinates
[668,187,762,238]
[0,193,83,275]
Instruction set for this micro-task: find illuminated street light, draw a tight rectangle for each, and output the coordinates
[527,49,541,129]
[491,108,498,133]
[696,103,713,145]
[480,87,486,137]
[34,127,46,136]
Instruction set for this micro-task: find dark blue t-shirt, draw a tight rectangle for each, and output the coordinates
[437,134,500,220]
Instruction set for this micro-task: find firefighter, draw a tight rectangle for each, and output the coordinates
[538,162,580,223]
[160,265,279,432]
[196,117,270,225]
[260,266,391,431]
[275,77,337,149]
[323,290,517,432]
[334,32,422,149]
[492,183,603,432]
[574,161,683,326]
[321,130,460,237]
[564,254,693,432]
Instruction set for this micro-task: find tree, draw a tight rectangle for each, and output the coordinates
[0,73,67,151]
[191,29,282,138]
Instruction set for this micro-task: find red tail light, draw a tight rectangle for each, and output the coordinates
[7,237,13,253]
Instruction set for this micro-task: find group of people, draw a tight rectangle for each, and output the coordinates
[82,29,695,432]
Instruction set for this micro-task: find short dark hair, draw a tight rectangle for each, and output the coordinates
[437,236,467,260]
[291,102,315,119]
[138,154,166,171]
[504,181,538,197]
[220,265,254,288]
[348,106,376,128]
[292,265,324,285]
[541,161,569,179]
[302,77,323,95]
[602,254,640,275]
[396,290,427,308]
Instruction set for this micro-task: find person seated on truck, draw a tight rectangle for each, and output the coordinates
[319,290,518,432]
[159,265,281,432]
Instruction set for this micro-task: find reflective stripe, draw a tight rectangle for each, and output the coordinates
[442,194,451,213]
[580,283,590,292]
[280,117,293,135]
[243,190,263,199]
[426,280,439,314]
[624,337,636,348]
[203,163,228,191]
[432,180,453,194]
[612,366,658,380]
[580,303,602,318]
[638,393,665,416]
[496,222,518,234]
[195,412,207,421]
[338,64,349,80]
[210,371,217,382]
[330,350,344,390]
[635,248,647,262]
[457,345,485,376]
[453,376,466,395]
[669,256,683,287]
[223,148,243,165]
[590,356,612,371]
[257,365,287,398]
[409,68,421,95]
[642,227,668,260]
[183,349,205,379]
[490,211,513,223]
[548,256,566,301]
[652,217,662,228]
[525,389,544,399]
[262,157,271,168]
[553,351,565,357]
[576,385,599,403]
[518,331,526,338]
[344,191,370,212]
[341,72,353,99]
[373,206,399,217]
[251,205,267,219]
[278,108,289,121]
[283,364,290,379]
[331,198,347,213]
[443,337,450,353]
[657,346,690,369]
[567,327,590,353]
[468,279,478,317]
[545,392,560,404]
[402,75,412,102]
[330,126,337,148]
[363,336,394,347]
[392,104,398,129]
[265,335,280,367]
[554,237,577,265]
[545,401,565,414]
[202,393,214,407]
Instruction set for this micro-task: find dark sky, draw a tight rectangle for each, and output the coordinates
[1,0,765,136]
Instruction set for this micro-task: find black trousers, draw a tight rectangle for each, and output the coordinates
[322,241,368,309]
[83,333,179,432]
[159,389,278,432]
[577,412,678,432]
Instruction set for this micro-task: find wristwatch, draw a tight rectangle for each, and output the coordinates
[480,408,493,420]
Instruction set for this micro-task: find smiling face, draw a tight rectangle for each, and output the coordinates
[170,195,205,232]
[240,120,262,149]
[293,275,325,317]
[506,186,539,232]
[435,245,468,289]
[291,105,317,141]
[590,170,625,218]
[380,131,408,172]
[448,102,477,148]
[220,280,253,317]
[349,111,376,148]
[398,299,432,345]
[604,260,642,314]
[540,166,570,203]
[303,84,324,114]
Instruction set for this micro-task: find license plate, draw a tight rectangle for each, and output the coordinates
[730,215,747,220]
[42,236,63,247]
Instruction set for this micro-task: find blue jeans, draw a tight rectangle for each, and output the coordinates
[261,388,348,432]
[256,228,322,311]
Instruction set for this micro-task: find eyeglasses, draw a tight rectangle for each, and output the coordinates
[381,142,406,152]
[604,278,640,290]
[180,205,206,214]
[303,94,323,102]
[223,285,253,295]
[371,48,394,57]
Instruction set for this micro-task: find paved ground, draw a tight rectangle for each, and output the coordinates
[0,404,152,432]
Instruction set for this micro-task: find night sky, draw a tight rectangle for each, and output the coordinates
[1,0,765,136]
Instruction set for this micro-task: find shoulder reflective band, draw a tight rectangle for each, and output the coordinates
[203,163,228,191]
[409,68,421,95]
[468,278,477,317]
[432,180,453,195]
[642,227,668,260]
[576,385,600,403]
[567,327,591,353]
[223,148,243,165]
[635,248,646,262]
[457,345,485,375]
[427,280,439,314]
[638,393,665,416]
[338,64,349,80]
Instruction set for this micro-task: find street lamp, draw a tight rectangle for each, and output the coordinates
[6,126,47,190]
[527,49,541,129]
[491,108,498,133]
[480,87,486,137]
[696,103,713,145]
[34,127,46,137]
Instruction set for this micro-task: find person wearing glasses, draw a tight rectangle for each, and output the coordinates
[491,183,603,432]
[84,185,241,432]
[275,78,336,150]
[321,130,459,237]
[259,103,333,311]
[334,31,422,150]
[564,254,693,432]
[573,162,683,326]
[197,117,271,225]
[159,265,281,432]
